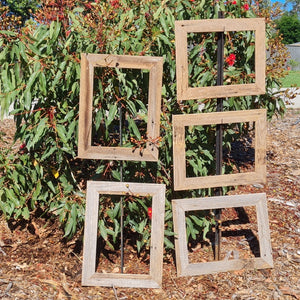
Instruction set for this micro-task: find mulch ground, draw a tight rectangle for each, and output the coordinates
[0,110,299,299]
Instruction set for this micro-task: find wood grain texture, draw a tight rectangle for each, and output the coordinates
[173,109,267,191]
[175,18,266,101]
[78,53,163,161]
[172,193,273,277]
[82,181,166,288]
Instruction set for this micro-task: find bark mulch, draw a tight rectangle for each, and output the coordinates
[0,110,299,299]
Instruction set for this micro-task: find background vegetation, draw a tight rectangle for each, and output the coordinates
[275,13,300,44]
[0,0,290,253]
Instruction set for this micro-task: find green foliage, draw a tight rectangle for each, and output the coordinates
[275,13,300,44]
[0,0,288,252]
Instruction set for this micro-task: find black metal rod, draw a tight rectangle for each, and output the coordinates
[119,99,124,273]
[214,10,225,261]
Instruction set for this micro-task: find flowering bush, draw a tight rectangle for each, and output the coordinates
[0,0,288,252]
[225,53,236,66]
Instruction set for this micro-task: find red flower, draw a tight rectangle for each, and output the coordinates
[226,53,236,66]
[232,0,237,4]
[84,3,92,9]
[19,143,27,154]
[243,3,249,10]
[110,0,120,8]
[147,207,152,219]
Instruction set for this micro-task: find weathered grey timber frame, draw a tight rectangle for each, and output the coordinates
[78,54,164,161]
[175,18,266,101]
[172,193,273,277]
[82,181,166,288]
[173,109,267,191]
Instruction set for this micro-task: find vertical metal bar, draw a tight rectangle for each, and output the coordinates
[214,10,225,261]
[119,93,124,273]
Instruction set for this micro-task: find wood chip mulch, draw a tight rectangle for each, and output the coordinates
[0,110,299,299]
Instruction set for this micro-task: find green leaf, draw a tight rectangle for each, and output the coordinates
[32,180,42,201]
[24,90,32,111]
[157,34,172,47]
[28,43,42,56]
[190,215,204,227]
[5,188,19,207]
[160,14,169,37]
[41,146,56,161]
[39,71,47,96]
[22,207,30,220]
[127,117,141,140]
[99,219,108,241]
[112,202,120,218]
[26,70,40,92]
[164,237,174,249]
[111,169,121,181]
[50,21,61,41]
[51,70,62,90]
[47,180,56,194]
[246,45,255,62]
[153,5,163,19]
[106,104,118,127]
[64,217,74,237]
[27,118,47,149]
[201,149,213,160]
[56,124,68,144]
[136,240,142,253]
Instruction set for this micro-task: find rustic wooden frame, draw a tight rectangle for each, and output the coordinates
[172,193,273,277]
[82,181,166,288]
[173,109,267,191]
[175,18,266,101]
[78,53,164,161]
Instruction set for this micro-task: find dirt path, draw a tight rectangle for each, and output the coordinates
[0,110,299,299]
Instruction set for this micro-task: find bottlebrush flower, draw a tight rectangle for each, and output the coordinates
[19,142,27,154]
[84,3,92,9]
[226,53,236,66]
[110,0,120,8]
[147,207,152,219]
[243,3,249,10]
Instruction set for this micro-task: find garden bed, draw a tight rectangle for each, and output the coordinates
[0,110,299,299]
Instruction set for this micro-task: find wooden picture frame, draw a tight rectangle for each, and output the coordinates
[172,193,273,277]
[78,53,164,161]
[173,109,267,191]
[82,181,166,288]
[175,18,266,101]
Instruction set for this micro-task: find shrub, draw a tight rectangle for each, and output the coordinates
[0,0,289,252]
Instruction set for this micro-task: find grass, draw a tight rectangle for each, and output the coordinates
[281,70,300,87]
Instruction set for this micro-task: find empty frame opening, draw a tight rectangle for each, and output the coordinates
[92,67,150,149]
[172,193,273,276]
[78,54,163,161]
[187,30,256,90]
[175,18,266,101]
[95,193,152,275]
[186,206,260,264]
[185,122,255,178]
